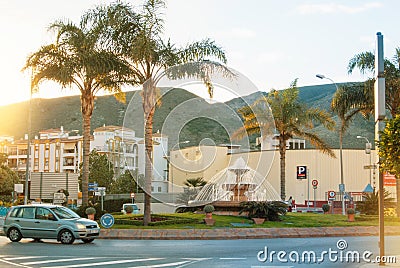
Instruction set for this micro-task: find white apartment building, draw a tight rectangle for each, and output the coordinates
[91,126,169,193]
[2,125,169,193]
[1,128,82,174]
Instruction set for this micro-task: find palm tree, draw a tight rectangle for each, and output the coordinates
[184,177,207,188]
[348,49,400,215]
[348,49,400,117]
[331,83,370,197]
[85,0,232,225]
[22,17,133,206]
[234,79,335,200]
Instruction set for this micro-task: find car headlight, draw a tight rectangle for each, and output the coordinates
[76,223,86,230]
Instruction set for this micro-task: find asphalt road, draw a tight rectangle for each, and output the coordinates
[0,236,399,267]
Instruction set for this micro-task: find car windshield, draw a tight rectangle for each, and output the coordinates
[51,206,80,219]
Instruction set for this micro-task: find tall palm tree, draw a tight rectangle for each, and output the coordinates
[22,17,133,206]
[348,48,400,215]
[234,79,335,200]
[85,0,232,225]
[348,49,400,117]
[331,83,370,196]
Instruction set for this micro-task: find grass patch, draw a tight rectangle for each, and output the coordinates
[104,212,400,229]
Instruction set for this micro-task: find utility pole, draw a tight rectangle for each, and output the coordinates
[374,32,386,266]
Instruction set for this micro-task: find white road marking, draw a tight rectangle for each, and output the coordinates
[128,260,190,268]
[0,258,32,268]
[5,256,47,260]
[44,258,163,268]
[22,257,98,265]
[220,257,247,260]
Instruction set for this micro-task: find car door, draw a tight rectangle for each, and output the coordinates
[17,207,37,238]
[33,207,59,239]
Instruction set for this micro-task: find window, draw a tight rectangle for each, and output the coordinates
[21,207,35,219]
[35,207,55,221]
[158,187,162,192]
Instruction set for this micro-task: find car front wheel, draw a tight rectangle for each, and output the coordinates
[8,228,22,242]
[59,230,75,244]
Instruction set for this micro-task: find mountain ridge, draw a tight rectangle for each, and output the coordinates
[0,84,374,149]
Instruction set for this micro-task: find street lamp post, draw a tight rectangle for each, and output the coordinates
[316,74,346,215]
[169,140,190,202]
[357,135,372,186]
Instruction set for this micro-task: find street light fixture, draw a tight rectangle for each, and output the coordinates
[316,74,346,215]
[357,135,373,188]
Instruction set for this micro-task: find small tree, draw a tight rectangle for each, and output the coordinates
[79,150,114,192]
[110,170,142,194]
[378,115,400,217]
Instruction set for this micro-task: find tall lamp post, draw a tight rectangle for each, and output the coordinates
[316,74,346,215]
[357,135,373,187]
[169,140,190,202]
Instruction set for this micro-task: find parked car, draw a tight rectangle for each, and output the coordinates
[3,204,100,244]
[121,203,140,214]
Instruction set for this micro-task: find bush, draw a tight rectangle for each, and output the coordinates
[347,208,355,214]
[203,205,215,213]
[322,204,330,213]
[85,207,96,215]
[240,201,287,221]
[124,205,134,213]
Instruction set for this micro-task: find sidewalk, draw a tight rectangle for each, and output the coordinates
[99,226,400,240]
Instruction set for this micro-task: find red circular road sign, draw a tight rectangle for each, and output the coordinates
[130,193,135,198]
[312,179,318,187]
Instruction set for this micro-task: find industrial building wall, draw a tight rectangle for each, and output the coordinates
[30,172,79,201]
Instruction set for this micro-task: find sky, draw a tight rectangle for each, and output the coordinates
[0,0,399,106]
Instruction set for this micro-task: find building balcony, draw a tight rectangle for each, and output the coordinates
[62,153,76,157]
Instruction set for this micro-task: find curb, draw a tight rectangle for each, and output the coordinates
[99,226,400,240]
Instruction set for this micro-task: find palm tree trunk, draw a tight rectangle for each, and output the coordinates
[81,113,91,207]
[142,79,156,226]
[143,110,154,225]
[279,137,287,201]
[81,94,94,207]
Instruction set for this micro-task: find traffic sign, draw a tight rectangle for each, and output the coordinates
[364,165,377,169]
[312,179,318,187]
[88,182,98,192]
[328,191,336,200]
[100,214,115,228]
[130,193,135,198]
[297,166,307,180]
[339,183,345,193]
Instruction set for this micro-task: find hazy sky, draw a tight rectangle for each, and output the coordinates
[0,0,399,106]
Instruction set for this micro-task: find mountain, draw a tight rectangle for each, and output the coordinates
[0,84,375,149]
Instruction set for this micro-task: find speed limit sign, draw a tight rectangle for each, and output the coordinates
[312,180,318,187]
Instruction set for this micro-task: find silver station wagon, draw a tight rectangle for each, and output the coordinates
[3,204,100,244]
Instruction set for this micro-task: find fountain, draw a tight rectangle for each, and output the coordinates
[190,157,280,213]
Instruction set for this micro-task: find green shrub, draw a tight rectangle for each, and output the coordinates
[203,205,215,213]
[356,189,395,215]
[240,201,287,221]
[322,204,330,213]
[125,205,134,213]
[347,208,355,214]
[85,207,96,215]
